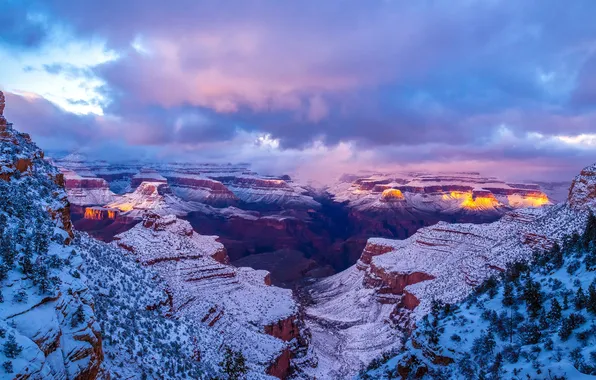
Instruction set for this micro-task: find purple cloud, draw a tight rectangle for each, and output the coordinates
[2,0,596,181]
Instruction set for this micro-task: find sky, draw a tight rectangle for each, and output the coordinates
[1,0,596,183]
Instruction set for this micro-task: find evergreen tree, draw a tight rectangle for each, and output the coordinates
[523,278,543,318]
[219,346,248,380]
[488,352,504,380]
[548,299,562,322]
[2,361,12,374]
[563,293,570,310]
[2,335,22,359]
[71,305,86,328]
[586,246,596,271]
[582,212,596,249]
[472,330,496,365]
[457,352,476,380]
[550,242,564,270]
[502,282,514,307]
[575,286,587,310]
[588,281,596,314]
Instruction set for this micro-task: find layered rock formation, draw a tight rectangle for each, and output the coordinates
[164,174,239,207]
[58,155,557,286]
[301,164,595,379]
[568,163,596,209]
[62,170,117,207]
[331,171,551,213]
[112,213,300,378]
[129,168,167,189]
[54,158,318,210]
[0,93,104,379]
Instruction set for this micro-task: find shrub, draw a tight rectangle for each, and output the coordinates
[2,361,12,374]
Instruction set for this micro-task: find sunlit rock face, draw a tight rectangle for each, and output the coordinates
[84,206,119,220]
[380,188,405,202]
[302,163,595,379]
[330,171,551,214]
[323,171,553,265]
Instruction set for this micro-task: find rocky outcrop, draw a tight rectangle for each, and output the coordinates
[265,315,300,342]
[568,163,596,210]
[113,213,299,378]
[267,348,293,379]
[106,181,198,220]
[303,163,596,378]
[329,171,551,215]
[0,90,6,127]
[62,170,118,207]
[264,316,300,379]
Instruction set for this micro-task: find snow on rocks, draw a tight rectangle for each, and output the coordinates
[106,181,202,220]
[303,163,596,379]
[328,171,551,214]
[55,156,320,210]
[76,233,207,379]
[61,169,118,206]
[112,213,299,378]
[0,99,104,379]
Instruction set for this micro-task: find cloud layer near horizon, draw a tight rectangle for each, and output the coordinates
[1,0,596,181]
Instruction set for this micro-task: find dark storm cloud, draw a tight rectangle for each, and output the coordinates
[2,0,596,179]
[3,92,104,148]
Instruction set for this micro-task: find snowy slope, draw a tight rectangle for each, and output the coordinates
[302,163,595,379]
[112,213,299,378]
[77,234,211,379]
[363,216,596,379]
[0,108,104,379]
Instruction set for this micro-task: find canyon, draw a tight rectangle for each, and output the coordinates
[52,149,575,378]
[56,154,557,285]
[2,91,594,379]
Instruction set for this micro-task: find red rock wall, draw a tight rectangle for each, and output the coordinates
[264,315,299,342]
[84,207,118,221]
[267,348,292,380]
